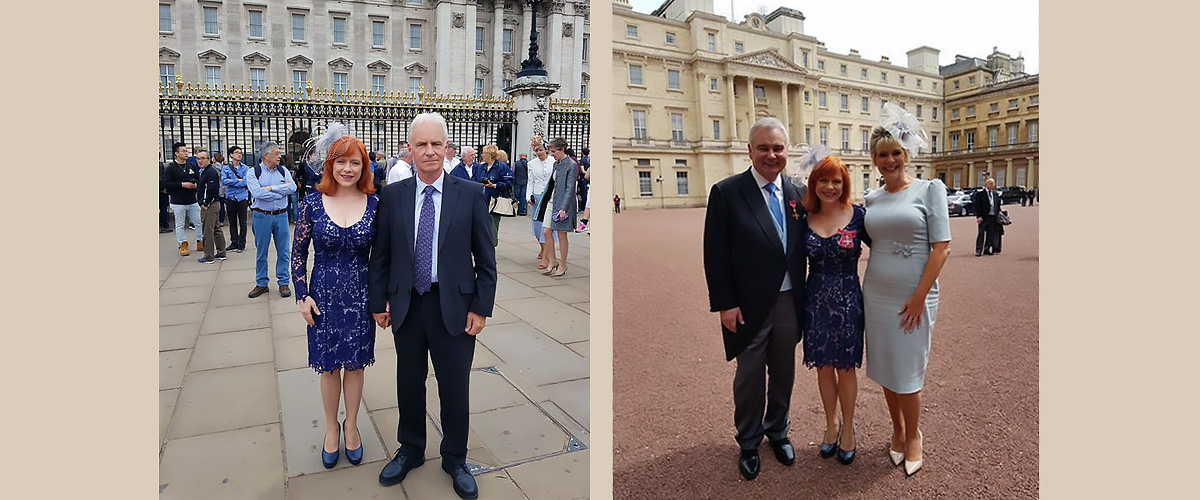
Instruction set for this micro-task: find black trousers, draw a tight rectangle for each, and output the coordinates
[733,292,798,451]
[975,215,999,254]
[393,286,476,469]
[225,198,249,247]
[159,192,170,228]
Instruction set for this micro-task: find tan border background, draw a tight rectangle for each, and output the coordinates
[3,0,1198,498]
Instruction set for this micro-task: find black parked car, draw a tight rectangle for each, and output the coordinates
[999,186,1027,205]
[947,194,974,217]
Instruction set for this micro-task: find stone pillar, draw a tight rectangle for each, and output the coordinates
[695,72,708,140]
[547,2,564,88]
[795,84,805,144]
[521,2,532,70]
[1005,158,1014,187]
[493,1,505,95]
[726,75,738,141]
[968,161,976,186]
[434,1,455,93]
[985,160,994,185]
[465,2,479,92]
[507,78,560,163]
[745,76,756,137]
[779,82,790,143]
[570,8,585,98]
[1027,156,1037,188]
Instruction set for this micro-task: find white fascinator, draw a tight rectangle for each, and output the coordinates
[789,143,832,186]
[879,102,928,156]
[302,121,357,164]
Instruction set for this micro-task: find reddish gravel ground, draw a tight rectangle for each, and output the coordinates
[613,203,1039,499]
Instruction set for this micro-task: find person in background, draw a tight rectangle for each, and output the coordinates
[577,147,590,213]
[511,153,529,216]
[159,161,172,233]
[195,149,228,264]
[614,194,621,214]
[478,144,514,247]
[527,145,557,270]
[387,148,413,184]
[442,142,461,175]
[222,146,251,253]
[164,142,203,255]
[537,138,578,277]
[211,152,227,226]
[246,142,297,299]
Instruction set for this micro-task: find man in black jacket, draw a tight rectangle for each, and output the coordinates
[971,178,1001,256]
[196,149,228,263]
[512,153,528,215]
[163,142,203,256]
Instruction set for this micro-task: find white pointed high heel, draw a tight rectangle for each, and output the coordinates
[903,430,924,476]
[888,447,905,467]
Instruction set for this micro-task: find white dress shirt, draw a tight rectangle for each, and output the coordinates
[749,167,792,292]
[527,157,553,197]
[388,159,412,184]
[414,172,444,284]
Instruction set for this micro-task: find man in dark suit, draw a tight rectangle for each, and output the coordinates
[703,117,808,481]
[369,112,497,500]
[450,146,480,182]
[972,178,1001,256]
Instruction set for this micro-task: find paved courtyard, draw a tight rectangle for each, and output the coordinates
[159,212,590,499]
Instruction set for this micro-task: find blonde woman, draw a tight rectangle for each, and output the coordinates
[479,144,514,247]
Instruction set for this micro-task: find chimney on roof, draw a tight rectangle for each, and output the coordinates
[880,55,890,64]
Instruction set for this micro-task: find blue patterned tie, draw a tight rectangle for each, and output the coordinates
[764,183,785,245]
[415,185,435,295]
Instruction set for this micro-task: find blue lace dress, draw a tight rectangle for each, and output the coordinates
[802,205,869,370]
[291,192,378,373]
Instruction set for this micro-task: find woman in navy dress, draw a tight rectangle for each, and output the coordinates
[291,124,378,469]
[796,147,869,465]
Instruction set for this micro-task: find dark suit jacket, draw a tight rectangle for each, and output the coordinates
[449,163,473,182]
[972,189,1000,219]
[368,174,497,336]
[703,168,808,361]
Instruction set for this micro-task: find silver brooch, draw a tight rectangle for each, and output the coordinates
[891,241,914,258]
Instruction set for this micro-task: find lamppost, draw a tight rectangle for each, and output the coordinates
[517,1,547,78]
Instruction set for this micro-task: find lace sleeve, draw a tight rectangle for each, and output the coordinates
[291,193,316,302]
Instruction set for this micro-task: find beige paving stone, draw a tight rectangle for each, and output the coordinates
[399,457,527,500]
[220,255,258,270]
[361,348,399,411]
[271,312,309,340]
[472,343,504,369]
[495,297,589,345]
[570,302,590,314]
[506,271,562,289]
[160,389,179,446]
[168,362,279,439]
[200,302,271,334]
[160,350,192,390]
[495,274,543,301]
[208,283,262,308]
[506,450,590,500]
[488,305,520,325]
[160,323,201,351]
[160,265,176,281]
[285,459,409,500]
[160,302,208,327]
[215,269,254,286]
[470,404,569,462]
[535,285,589,305]
[494,367,551,405]
[161,269,218,289]
[539,379,589,430]
[475,322,587,386]
[371,408,441,459]
[565,341,588,359]
[555,275,590,293]
[540,401,590,449]
[189,328,275,371]
[269,294,298,315]
[469,370,530,413]
[495,258,534,275]
[158,424,285,500]
[159,286,213,306]
[277,368,388,477]
[375,324,396,350]
[273,335,310,371]
[175,257,226,273]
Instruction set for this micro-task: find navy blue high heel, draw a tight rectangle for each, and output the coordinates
[343,419,363,465]
[322,422,340,469]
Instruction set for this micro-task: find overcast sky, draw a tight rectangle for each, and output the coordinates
[626,0,1039,74]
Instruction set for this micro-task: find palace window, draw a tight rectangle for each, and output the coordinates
[203,6,219,36]
[293,14,306,42]
[334,17,347,44]
[632,110,647,139]
[373,20,386,47]
[676,171,689,195]
[668,70,680,90]
[629,65,643,85]
[159,4,171,32]
[249,10,264,38]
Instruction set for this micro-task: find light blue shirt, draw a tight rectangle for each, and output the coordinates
[245,163,297,211]
[415,171,445,284]
[750,167,792,292]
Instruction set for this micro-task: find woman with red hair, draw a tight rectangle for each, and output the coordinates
[290,123,379,469]
[794,145,870,466]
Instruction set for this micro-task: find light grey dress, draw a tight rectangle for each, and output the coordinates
[863,179,950,394]
[546,156,579,232]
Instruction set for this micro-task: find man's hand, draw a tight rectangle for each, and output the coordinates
[976,217,982,225]
[465,311,486,336]
[719,307,745,333]
[182,182,197,189]
[264,185,273,191]
[373,312,391,329]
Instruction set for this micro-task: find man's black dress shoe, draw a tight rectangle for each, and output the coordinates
[770,438,795,466]
[445,464,479,499]
[738,449,760,480]
[378,453,425,486]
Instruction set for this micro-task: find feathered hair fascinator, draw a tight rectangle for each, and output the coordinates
[791,143,832,186]
[880,102,929,156]
[302,121,359,165]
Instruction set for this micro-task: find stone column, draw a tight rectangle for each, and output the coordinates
[493,1,504,94]
[726,75,738,141]
[744,76,756,136]
[779,82,790,143]
[434,1,455,93]
[521,2,532,69]
[507,78,560,163]
[465,2,479,92]
[569,8,585,98]
[695,72,708,140]
[547,1,564,88]
[1005,158,1014,187]
[967,161,976,186]
[985,160,994,185]
[795,84,805,144]
[1027,156,1037,188]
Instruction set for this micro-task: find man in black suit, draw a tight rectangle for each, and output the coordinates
[369,112,497,500]
[703,117,808,481]
[972,178,1001,256]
